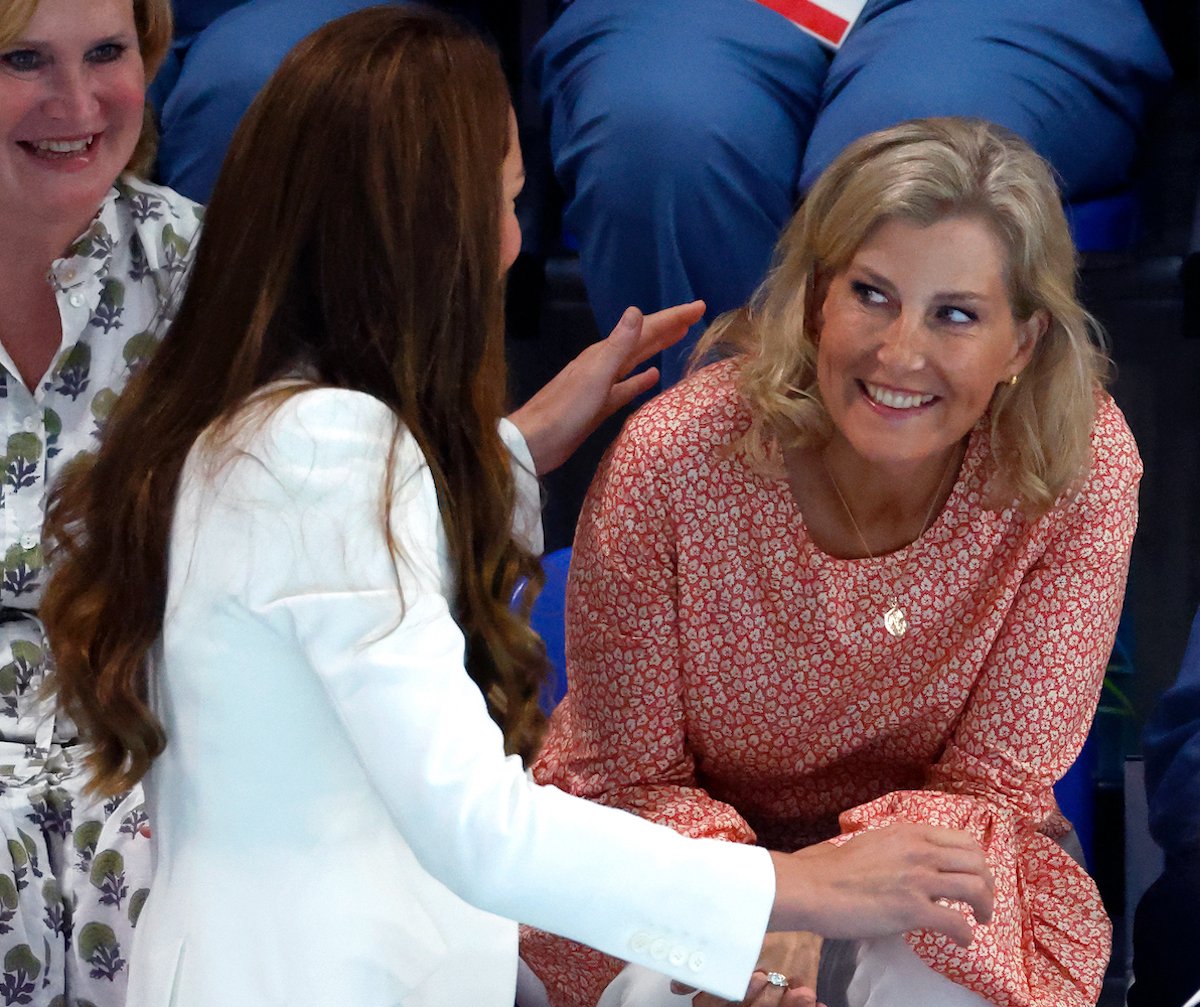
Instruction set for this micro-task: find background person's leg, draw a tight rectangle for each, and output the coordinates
[154,0,407,203]
[800,0,1172,198]
[1128,855,1200,1005]
[533,0,827,387]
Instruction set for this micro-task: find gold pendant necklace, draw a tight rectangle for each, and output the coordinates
[821,450,958,639]
[882,603,909,639]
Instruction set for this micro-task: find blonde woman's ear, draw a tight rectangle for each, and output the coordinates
[1010,308,1047,378]
[1018,308,1050,349]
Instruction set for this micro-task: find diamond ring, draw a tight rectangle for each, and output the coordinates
[765,971,789,989]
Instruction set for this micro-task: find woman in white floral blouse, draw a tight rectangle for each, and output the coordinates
[0,0,201,1002]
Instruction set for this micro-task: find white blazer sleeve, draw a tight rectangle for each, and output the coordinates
[498,416,543,555]
[217,390,773,1001]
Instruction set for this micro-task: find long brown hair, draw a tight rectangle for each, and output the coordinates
[42,5,547,795]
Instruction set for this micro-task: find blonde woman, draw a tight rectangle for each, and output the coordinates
[524,118,1137,1007]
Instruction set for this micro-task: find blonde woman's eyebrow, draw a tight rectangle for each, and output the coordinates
[933,290,986,303]
[848,265,896,292]
[850,264,991,305]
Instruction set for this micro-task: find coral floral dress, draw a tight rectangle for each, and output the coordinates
[521,359,1140,1007]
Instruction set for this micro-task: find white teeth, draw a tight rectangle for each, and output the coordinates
[864,382,935,410]
[33,136,92,153]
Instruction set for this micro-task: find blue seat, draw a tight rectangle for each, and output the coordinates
[1065,190,1139,253]
[529,547,572,713]
[1053,606,1137,869]
[1054,735,1098,868]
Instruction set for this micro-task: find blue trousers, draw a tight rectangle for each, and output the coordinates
[1128,855,1200,1007]
[1128,606,1200,1005]
[152,0,404,203]
[534,0,1172,385]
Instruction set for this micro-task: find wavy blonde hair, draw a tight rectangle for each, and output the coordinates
[0,0,172,175]
[698,117,1110,515]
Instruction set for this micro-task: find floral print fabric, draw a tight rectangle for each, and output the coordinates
[521,359,1140,1007]
[0,175,200,1006]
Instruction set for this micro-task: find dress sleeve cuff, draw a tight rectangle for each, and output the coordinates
[839,790,1110,1007]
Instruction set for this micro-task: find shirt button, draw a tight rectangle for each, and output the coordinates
[629,932,650,954]
[21,417,36,433]
[688,951,706,973]
[68,293,84,308]
[668,945,687,967]
[20,534,38,551]
[650,938,669,961]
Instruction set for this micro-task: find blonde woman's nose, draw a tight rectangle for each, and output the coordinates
[875,312,928,371]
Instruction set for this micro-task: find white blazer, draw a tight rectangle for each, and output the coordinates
[127,388,774,1007]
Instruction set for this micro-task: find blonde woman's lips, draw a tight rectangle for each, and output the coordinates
[861,380,937,410]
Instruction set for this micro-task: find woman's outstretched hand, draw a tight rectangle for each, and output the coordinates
[670,823,991,1004]
[507,300,705,474]
[768,822,995,948]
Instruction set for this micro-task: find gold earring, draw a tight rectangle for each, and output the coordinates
[1008,374,1019,386]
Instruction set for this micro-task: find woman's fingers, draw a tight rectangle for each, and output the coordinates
[617,300,705,373]
[919,902,977,948]
[920,824,991,855]
[781,987,822,1007]
[925,842,990,878]
[605,366,662,413]
[679,971,825,1007]
[904,828,994,934]
[927,869,995,927]
[914,829,994,926]
[742,972,821,1007]
[743,972,780,1005]
[508,298,702,475]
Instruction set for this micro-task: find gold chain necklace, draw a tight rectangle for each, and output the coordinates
[820,450,958,639]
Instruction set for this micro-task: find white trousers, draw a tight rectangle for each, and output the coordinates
[587,937,993,1007]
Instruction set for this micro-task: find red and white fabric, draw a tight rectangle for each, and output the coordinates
[753,0,868,47]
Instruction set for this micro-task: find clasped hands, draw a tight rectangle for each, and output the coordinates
[507,300,704,475]
[671,931,824,1007]
[672,822,995,1006]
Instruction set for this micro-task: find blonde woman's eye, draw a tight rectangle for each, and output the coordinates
[850,280,887,306]
[939,305,977,324]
